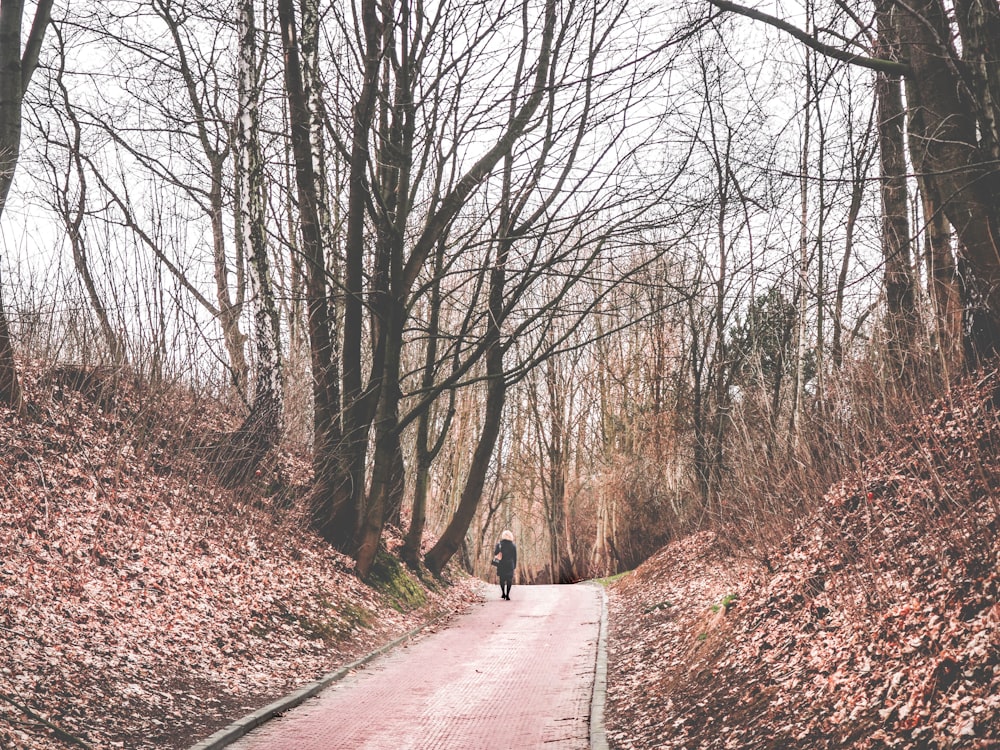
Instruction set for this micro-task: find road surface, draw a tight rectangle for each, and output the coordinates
[225,582,605,750]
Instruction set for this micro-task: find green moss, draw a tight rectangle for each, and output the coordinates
[295,600,375,643]
[297,614,342,641]
[264,594,376,645]
[336,601,374,630]
[366,548,427,611]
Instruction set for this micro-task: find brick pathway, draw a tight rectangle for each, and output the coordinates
[226,583,603,750]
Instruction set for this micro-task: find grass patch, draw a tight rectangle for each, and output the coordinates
[595,570,632,586]
[710,593,738,614]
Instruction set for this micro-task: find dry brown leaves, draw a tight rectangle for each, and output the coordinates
[606,374,1000,749]
[0,366,481,750]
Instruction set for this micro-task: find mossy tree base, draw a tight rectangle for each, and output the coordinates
[366,548,428,611]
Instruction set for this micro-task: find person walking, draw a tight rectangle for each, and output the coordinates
[492,530,517,600]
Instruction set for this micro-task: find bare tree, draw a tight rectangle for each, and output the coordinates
[526,335,584,583]
[52,2,253,393]
[276,0,565,577]
[708,0,1000,362]
[277,0,351,553]
[214,0,284,487]
[35,23,127,367]
[832,89,878,369]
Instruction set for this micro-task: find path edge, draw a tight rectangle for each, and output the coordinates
[186,619,436,750]
[590,582,610,750]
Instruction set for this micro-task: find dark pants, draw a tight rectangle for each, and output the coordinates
[499,575,513,598]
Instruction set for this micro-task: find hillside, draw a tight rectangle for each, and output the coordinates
[606,373,1000,748]
[0,366,479,750]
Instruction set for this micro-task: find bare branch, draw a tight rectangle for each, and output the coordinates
[706,0,910,76]
[20,0,53,92]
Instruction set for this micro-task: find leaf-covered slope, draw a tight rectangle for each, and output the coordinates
[0,366,479,750]
[607,374,1000,749]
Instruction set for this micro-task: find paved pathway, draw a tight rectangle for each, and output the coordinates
[226,583,604,750]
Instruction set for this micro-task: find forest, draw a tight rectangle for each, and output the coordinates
[3,0,1000,593]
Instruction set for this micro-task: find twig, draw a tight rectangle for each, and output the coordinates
[30,454,50,523]
[0,624,32,639]
[0,693,92,749]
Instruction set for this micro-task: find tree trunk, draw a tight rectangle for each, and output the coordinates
[0,0,52,415]
[215,0,284,488]
[210,167,249,394]
[424,355,506,577]
[46,29,125,366]
[0,284,23,414]
[422,184,511,578]
[402,453,432,570]
[689,305,711,505]
[875,1,919,380]
[952,0,1000,168]
[832,113,873,368]
[919,179,961,377]
[157,1,249,393]
[894,0,1000,360]
[315,0,385,553]
[401,239,454,569]
[355,296,403,579]
[424,168,513,575]
[278,0,353,547]
[790,50,811,442]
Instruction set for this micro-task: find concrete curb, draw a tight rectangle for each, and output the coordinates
[590,583,610,750]
[187,620,436,750]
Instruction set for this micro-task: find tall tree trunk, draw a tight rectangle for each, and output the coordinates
[543,356,575,583]
[424,151,515,576]
[278,0,351,546]
[355,4,418,578]
[209,168,249,393]
[894,0,1000,361]
[790,45,813,443]
[401,239,454,569]
[402,449,432,570]
[423,347,506,576]
[216,0,284,488]
[710,198,729,511]
[0,0,52,415]
[875,0,918,381]
[355,296,403,579]
[832,107,874,367]
[689,304,711,505]
[590,484,618,578]
[919,179,961,378]
[316,0,385,553]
